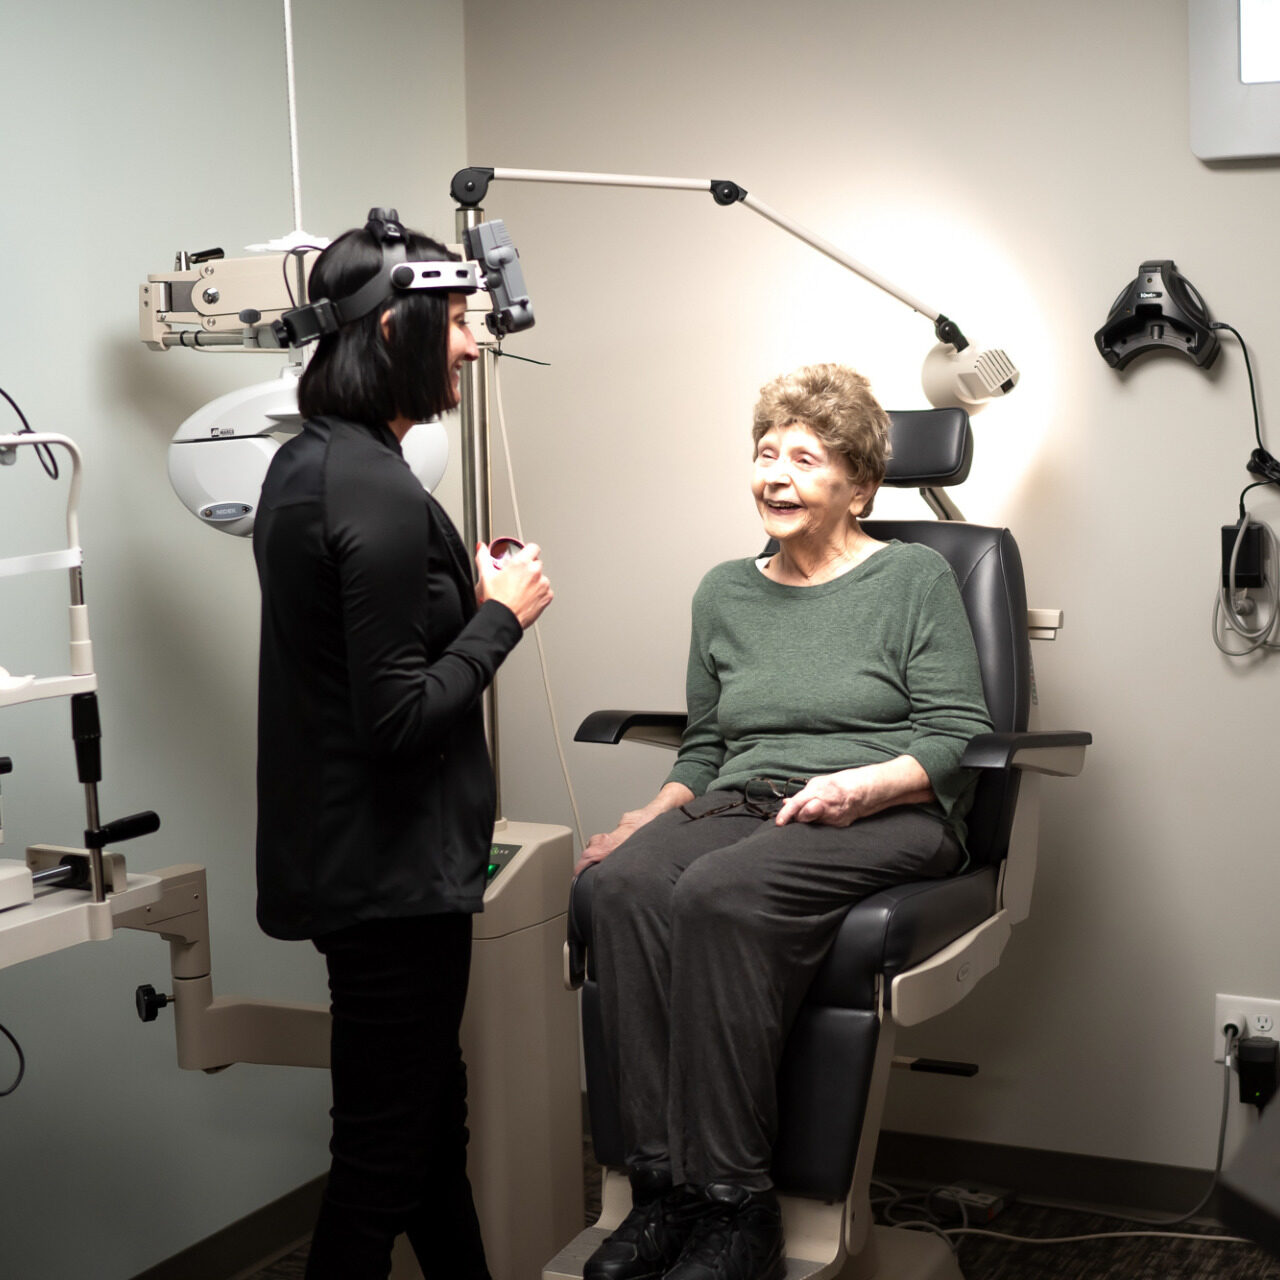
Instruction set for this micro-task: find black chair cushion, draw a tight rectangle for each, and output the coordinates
[805,867,998,1007]
[883,409,972,488]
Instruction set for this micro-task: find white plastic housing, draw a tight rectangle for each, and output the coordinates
[167,376,449,537]
[921,341,1020,413]
[400,420,450,495]
[0,862,33,912]
[168,435,280,538]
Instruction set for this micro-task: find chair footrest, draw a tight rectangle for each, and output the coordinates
[541,1227,836,1279]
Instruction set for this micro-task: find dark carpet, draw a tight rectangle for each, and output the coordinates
[243,1144,1280,1280]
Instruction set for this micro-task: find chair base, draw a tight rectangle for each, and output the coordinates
[542,1226,833,1279]
[841,1227,965,1280]
[542,1224,963,1280]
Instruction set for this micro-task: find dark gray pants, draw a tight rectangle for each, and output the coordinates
[590,792,961,1191]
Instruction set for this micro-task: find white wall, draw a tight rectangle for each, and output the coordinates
[463,0,1280,1176]
[0,3,466,1277]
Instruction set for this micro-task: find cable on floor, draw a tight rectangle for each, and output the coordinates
[877,1027,1251,1251]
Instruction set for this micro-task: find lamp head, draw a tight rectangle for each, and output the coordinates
[921,341,1020,413]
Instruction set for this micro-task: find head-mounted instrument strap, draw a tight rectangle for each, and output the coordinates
[389,261,481,295]
[276,227,479,347]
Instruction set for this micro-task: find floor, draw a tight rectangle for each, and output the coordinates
[243,1147,1280,1280]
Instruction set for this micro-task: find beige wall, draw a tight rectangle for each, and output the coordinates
[0,3,466,1277]
[463,0,1280,1174]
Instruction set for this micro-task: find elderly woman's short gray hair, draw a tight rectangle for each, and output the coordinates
[751,364,892,501]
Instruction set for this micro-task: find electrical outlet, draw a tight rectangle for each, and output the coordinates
[1214,993,1280,1062]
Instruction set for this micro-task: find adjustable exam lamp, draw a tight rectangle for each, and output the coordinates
[450,166,1021,415]
[448,168,1020,804]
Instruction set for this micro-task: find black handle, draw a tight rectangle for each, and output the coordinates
[70,692,102,785]
[135,984,172,1023]
[909,1057,979,1077]
[86,810,161,850]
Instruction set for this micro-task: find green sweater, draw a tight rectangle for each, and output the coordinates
[666,541,993,845]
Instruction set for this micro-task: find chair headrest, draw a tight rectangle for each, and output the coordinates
[884,408,972,488]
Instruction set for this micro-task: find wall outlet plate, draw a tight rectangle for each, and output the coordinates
[1214,993,1280,1062]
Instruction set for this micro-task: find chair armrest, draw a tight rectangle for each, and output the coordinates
[961,730,1091,777]
[891,910,1013,1025]
[565,868,593,989]
[575,709,687,750]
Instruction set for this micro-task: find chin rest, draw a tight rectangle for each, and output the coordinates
[554,410,1091,1280]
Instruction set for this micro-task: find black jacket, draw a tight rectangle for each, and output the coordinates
[253,416,522,940]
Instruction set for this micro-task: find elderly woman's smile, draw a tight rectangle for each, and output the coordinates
[752,422,873,568]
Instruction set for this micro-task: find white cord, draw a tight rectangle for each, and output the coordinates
[488,350,587,851]
[1213,515,1280,656]
[281,0,304,233]
[947,1226,1251,1245]
[877,1037,1249,1252]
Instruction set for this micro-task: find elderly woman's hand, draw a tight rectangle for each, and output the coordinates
[774,758,934,827]
[573,782,696,875]
[575,821,640,874]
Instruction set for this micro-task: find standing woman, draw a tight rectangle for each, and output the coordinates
[253,209,553,1279]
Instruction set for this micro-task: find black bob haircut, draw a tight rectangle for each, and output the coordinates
[297,223,459,426]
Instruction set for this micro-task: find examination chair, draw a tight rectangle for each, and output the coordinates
[546,409,1091,1280]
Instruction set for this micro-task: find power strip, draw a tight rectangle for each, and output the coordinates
[0,861,34,911]
[930,1183,1014,1223]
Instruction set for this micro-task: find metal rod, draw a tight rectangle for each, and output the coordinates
[740,194,939,321]
[920,486,964,522]
[281,0,304,233]
[484,166,945,323]
[493,166,712,193]
[84,782,105,903]
[160,333,252,349]
[31,863,76,888]
[455,206,502,818]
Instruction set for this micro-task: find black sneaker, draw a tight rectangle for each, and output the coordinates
[664,1182,786,1280]
[583,1168,709,1280]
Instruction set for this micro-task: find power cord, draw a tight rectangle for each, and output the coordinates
[877,1027,1250,1251]
[1214,508,1280,655]
[281,245,323,307]
[1210,324,1280,656]
[0,1020,25,1097]
[0,384,58,480]
[488,349,587,851]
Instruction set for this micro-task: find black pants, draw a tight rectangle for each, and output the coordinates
[306,913,490,1280]
[591,795,961,1191]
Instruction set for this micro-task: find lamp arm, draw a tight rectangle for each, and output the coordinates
[451,165,967,346]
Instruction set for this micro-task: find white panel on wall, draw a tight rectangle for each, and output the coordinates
[1190,0,1280,159]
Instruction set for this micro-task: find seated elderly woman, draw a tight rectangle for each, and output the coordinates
[576,364,993,1280]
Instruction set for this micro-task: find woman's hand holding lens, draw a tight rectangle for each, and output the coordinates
[476,541,554,629]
